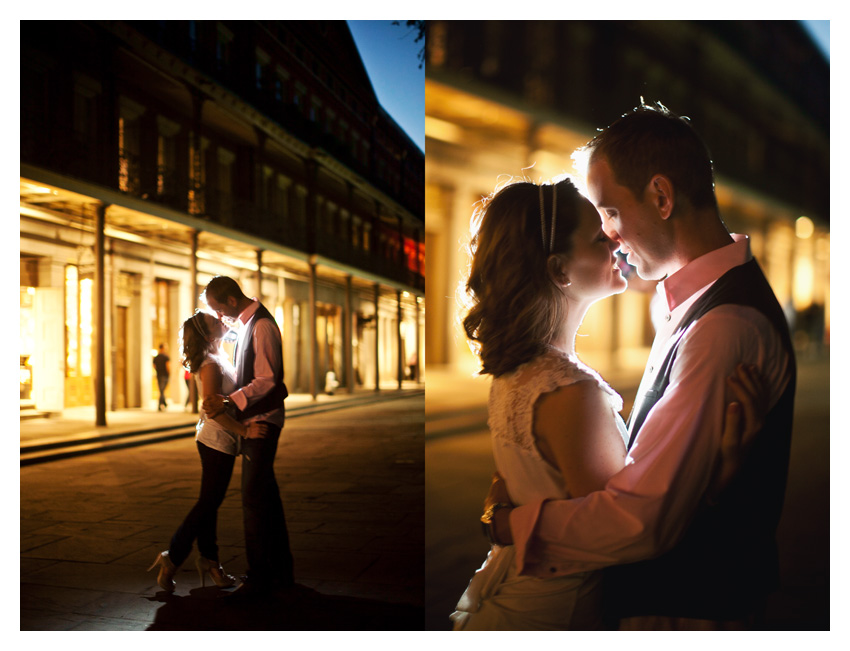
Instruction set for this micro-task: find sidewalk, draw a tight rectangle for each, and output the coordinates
[21,381,424,450]
[20,387,425,631]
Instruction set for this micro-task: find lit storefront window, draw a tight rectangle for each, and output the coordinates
[80,278,93,376]
[65,265,78,376]
[20,287,35,400]
[65,264,92,378]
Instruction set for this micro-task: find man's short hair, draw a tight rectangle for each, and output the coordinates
[203,276,245,304]
[582,101,718,213]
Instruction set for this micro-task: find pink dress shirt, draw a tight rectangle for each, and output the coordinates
[510,234,794,577]
[228,299,285,428]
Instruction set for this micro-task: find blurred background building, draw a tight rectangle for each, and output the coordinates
[425,20,828,379]
[20,20,425,422]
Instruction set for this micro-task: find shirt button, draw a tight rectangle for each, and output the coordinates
[549,567,557,573]
[665,314,671,322]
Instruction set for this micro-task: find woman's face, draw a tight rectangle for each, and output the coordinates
[203,313,228,343]
[564,199,629,302]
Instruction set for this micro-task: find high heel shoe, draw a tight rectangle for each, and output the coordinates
[147,550,177,593]
[195,556,236,588]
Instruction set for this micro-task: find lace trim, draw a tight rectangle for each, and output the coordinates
[488,348,623,457]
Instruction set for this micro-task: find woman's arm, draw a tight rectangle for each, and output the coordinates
[534,380,626,498]
[198,364,267,439]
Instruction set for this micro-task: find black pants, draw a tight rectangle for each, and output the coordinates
[241,422,294,586]
[157,375,168,409]
[169,441,235,566]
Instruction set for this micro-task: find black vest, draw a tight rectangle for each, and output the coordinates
[234,303,288,420]
[604,258,796,621]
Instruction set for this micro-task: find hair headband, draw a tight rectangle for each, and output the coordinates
[190,313,208,339]
[538,184,557,254]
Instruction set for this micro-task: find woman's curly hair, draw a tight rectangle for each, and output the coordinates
[460,177,584,377]
[180,312,217,373]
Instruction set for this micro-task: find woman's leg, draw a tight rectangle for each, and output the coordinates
[195,442,235,561]
[168,442,234,566]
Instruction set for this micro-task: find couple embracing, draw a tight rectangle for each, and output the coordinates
[148,276,295,602]
[451,103,796,630]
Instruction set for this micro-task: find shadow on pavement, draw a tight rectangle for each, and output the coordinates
[144,584,423,631]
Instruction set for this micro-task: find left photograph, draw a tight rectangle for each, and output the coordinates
[20,20,425,630]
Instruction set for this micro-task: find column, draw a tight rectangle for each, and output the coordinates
[309,258,318,400]
[94,203,108,426]
[374,283,380,392]
[345,275,354,394]
[397,290,403,389]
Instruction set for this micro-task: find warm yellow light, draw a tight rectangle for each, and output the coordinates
[80,278,93,377]
[65,266,78,376]
[27,286,35,295]
[796,216,814,239]
[275,305,285,338]
[425,116,463,144]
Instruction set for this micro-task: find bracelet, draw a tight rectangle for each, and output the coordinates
[480,502,511,545]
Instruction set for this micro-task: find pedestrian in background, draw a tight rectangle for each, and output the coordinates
[153,344,170,412]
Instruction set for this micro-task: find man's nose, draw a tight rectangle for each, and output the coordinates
[601,219,619,242]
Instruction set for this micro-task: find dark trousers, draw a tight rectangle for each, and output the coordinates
[241,421,294,586]
[169,441,235,566]
[157,375,168,408]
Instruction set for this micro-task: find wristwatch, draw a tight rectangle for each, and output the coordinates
[481,502,511,545]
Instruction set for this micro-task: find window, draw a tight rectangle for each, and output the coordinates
[216,23,234,71]
[310,97,322,123]
[274,173,291,219]
[118,97,144,194]
[156,116,180,199]
[256,48,270,91]
[217,147,235,221]
[65,265,92,378]
[188,133,209,215]
[72,73,100,144]
[294,82,306,113]
[275,65,290,102]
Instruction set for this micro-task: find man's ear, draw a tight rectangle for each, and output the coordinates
[648,174,675,220]
[547,254,571,287]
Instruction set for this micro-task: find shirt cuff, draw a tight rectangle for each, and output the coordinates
[230,389,247,410]
[510,498,548,577]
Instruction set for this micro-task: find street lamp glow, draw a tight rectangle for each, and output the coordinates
[796,216,814,239]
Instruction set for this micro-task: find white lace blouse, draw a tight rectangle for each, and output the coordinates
[195,353,240,456]
[488,347,628,506]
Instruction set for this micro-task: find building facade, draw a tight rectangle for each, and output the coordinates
[20,20,424,419]
[424,20,829,377]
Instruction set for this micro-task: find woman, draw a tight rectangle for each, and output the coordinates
[147,311,267,593]
[450,178,762,630]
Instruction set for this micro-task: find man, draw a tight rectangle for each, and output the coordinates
[153,344,170,411]
[202,275,294,599]
[485,103,796,629]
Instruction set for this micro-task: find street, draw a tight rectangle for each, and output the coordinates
[425,359,830,631]
[21,394,424,631]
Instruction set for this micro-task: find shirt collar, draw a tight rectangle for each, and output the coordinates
[237,298,260,326]
[658,234,752,312]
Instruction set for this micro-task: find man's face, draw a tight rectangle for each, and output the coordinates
[586,155,669,281]
[204,294,240,321]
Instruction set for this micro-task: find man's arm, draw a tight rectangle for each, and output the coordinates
[230,319,282,410]
[510,307,790,577]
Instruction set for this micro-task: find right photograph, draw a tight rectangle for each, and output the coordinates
[423,21,829,631]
